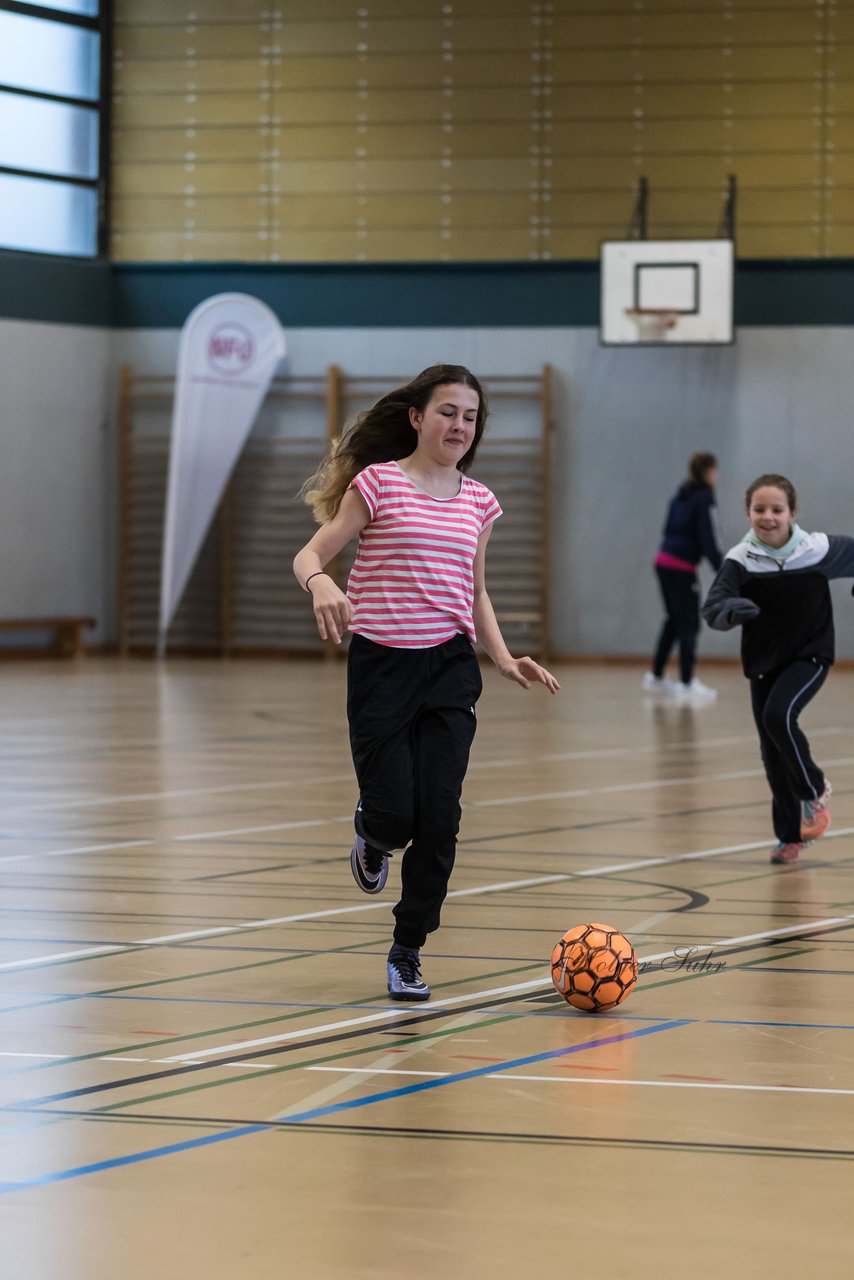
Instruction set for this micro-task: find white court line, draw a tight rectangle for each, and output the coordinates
[307,1066,449,1078]
[173,817,354,842]
[472,755,854,808]
[3,827,854,973]
[160,910,854,1063]
[304,1065,854,1098]
[5,747,854,874]
[3,725,849,814]
[0,775,355,816]
[481,1074,854,1098]
[0,838,155,867]
[7,751,854,871]
[0,944,127,970]
[0,815,353,867]
[0,1051,66,1060]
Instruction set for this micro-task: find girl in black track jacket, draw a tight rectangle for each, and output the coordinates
[702,473,854,865]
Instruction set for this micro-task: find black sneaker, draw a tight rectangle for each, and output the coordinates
[387,944,430,1001]
[350,834,389,894]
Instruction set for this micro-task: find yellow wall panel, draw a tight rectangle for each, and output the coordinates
[826,82,854,111]
[738,224,823,255]
[824,190,854,219]
[336,18,535,56]
[273,55,448,91]
[275,89,446,126]
[550,46,821,83]
[824,225,854,255]
[114,59,272,94]
[361,123,535,158]
[424,192,539,227]
[735,189,820,223]
[114,25,264,60]
[110,0,846,263]
[549,0,811,12]
[552,11,823,49]
[115,0,263,23]
[112,161,267,198]
[113,195,268,229]
[547,226,623,256]
[712,83,822,116]
[365,87,536,124]
[827,47,854,78]
[830,11,854,41]
[642,151,821,187]
[113,127,267,164]
[113,94,268,129]
[824,153,854,183]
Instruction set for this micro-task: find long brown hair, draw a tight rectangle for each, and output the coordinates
[302,364,488,523]
[745,473,798,514]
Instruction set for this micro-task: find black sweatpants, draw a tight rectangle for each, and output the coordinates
[749,658,829,845]
[346,632,482,949]
[653,566,700,684]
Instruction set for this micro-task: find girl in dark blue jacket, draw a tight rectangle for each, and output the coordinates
[643,452,724,700]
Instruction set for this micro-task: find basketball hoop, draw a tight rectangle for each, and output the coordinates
[624,308,680,342]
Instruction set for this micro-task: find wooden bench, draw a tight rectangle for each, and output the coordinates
[0,617,96,658]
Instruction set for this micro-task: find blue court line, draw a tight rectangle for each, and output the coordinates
[272,1019,691,1124]
[0,1019,688,1193]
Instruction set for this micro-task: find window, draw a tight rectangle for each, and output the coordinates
[0,2,106,258]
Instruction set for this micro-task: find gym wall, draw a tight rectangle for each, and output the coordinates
[3,0,854,657]
[110,0,850,263]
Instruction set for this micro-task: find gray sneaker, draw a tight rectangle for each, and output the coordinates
[350,834,389,894]
[387,945,430,1001]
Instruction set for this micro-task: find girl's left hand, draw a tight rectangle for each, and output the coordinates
[500,656,561,694]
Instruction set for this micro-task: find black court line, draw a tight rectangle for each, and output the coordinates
[17,1111,854,1162]
[7,990,547,1110]
[12,917,854,1113]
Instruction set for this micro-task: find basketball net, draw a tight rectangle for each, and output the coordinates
[625,308,680,342]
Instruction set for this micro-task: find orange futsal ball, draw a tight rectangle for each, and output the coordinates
[551,922,638,1013]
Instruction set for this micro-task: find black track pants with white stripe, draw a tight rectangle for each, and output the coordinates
[749,658,829,845]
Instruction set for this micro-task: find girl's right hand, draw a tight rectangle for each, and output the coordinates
[309,575,352,644]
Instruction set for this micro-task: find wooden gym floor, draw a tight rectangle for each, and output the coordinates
[1,656,853,1278]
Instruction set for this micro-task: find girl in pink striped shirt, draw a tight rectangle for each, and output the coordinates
[294,365,559,1001]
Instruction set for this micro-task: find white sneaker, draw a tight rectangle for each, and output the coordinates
[642,672,676,694]
[675,678,717,701]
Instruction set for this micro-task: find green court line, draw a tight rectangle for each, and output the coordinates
[4,960,543,1078]
[0,937,388,1072]
[3,937,385,1014]
[90,1011,524,1113]
[695,868,804,889]
[0,944,154,982]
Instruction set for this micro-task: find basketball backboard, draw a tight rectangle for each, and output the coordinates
[600,239,734,345]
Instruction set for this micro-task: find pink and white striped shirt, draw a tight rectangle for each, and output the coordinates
[347,461,502,649]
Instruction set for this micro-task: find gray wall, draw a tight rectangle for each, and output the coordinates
[114,325,854,661]
[0,318,113,644]
[5,319,853,659]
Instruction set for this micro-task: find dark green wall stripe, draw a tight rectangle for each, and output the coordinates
[0,252,113,326]
[3,252,854,329]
